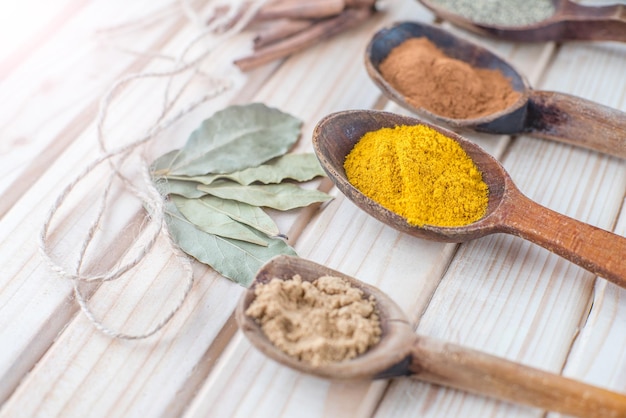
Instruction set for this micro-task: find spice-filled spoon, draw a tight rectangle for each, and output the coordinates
[365,21,626,159]
[312,109,626,288]
[417,0,626,43]
[237,255,626,418]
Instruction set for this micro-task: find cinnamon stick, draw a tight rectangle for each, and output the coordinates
[235,7,374,71]
[345,0,376,6]
[256,0,346,21]
[253,19,314,49]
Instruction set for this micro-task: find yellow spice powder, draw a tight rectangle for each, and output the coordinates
[245,274,381,367]
[344,124,488,227]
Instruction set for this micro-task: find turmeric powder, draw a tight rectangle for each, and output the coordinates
[344,124,488,227]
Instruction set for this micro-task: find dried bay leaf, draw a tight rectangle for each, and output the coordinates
[172,195,270,246]
[151,149,180,176]
[151,104,334,286]
[166,153,326,186]
[193,195,280,237]
[173,194,280,238]
[198,181,332,211]
[153,103,302,176]
[164,201,296,286]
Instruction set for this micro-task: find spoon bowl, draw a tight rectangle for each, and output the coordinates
[312,109,509,243]
[366,21,626,158]
[366,21,530,132]
[237,255,626,417]
[312,109,626,288]
[417,0,626,43]
[236,254,415,380]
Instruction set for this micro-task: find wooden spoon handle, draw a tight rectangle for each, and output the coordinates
[498,189,626,288]
[410,336,626,417]
[524,90,626,159]
[558,1,626,42]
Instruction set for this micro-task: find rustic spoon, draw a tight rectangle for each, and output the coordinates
[417,0,626,43]
[365,21,626,159]
[312,109,626,288]
[237,255,626,418]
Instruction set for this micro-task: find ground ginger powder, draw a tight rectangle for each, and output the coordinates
[344,124,488,227]
[245,274,381,366]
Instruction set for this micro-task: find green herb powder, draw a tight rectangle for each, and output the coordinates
[430,0,556,26]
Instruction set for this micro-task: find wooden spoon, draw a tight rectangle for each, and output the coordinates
[237,255,626,418]
[365,21,626,159]
[417,0,626,42]
[312,109,626,288]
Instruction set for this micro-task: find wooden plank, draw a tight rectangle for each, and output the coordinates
[556,212,626,396]
[2,1,622,417]
[0,0,188,217]
[545,41,626,417]
[0,2,194,400]
[0,0,277,407]
[0,0,88,75]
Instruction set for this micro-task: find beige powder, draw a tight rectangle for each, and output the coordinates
[246,274,382,366]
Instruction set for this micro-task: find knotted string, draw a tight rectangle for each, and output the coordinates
[39,0,268,339]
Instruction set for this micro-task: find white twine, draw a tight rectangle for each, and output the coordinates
[39,0,268,339]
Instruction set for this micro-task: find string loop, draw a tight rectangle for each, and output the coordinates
[39,0,267,339]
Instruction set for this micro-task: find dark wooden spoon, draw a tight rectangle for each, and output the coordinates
[312,109,626,288]
[417,0,626,43]
[365,21,626,159]
[237,255,626,418]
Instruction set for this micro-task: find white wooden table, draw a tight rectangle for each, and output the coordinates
[1,1,625,417]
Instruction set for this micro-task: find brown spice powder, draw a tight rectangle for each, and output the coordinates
[246,274,381,366]
[379,37,521,119]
